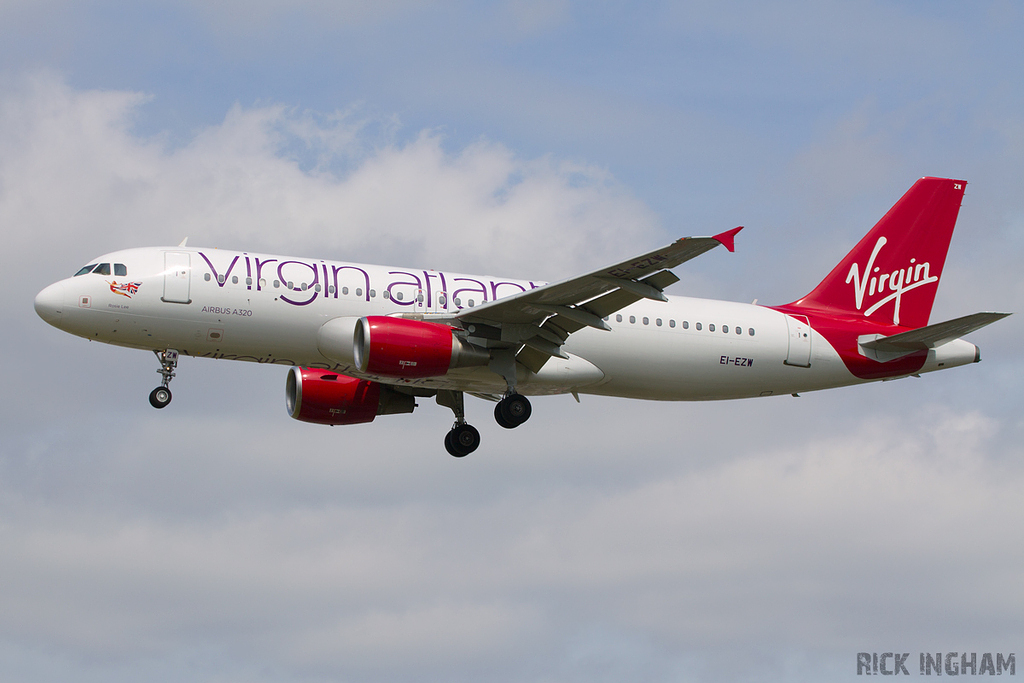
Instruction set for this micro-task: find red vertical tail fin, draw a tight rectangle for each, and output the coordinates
[788,177,966,329]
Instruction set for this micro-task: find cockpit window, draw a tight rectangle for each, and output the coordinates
[114,263,127,276]
[94,263,111,275]
[74,264,97,276]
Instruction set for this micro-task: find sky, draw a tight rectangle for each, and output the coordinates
[2,1,1023,681]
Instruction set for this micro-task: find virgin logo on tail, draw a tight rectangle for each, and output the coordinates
[845,237,938,325]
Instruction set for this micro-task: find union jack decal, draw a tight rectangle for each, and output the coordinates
[108,280,142,298]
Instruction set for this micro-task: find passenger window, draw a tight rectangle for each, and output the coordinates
[274,280,280,288]
[454,297,461,306]
[232,276,239,285]
[114,264,127,276]
[245,277,252,285]
[395,291,403,301]
[74,264,97,276]
[736,327,742,335]
[368,289,374,298]
[629,315,636,324]
[682,321,689,329]
[642,317,649,325]
[723,325,729,333]
[205,273,212,281]
[468,299,475,307]
[749,328,755,336]
[709,324,716,332]
[218,275,225,284]
[260,279,267,288]
[383,290,391,299]
[656,318,662,326]
[669,319,676,328]
[94,263,111,275]
[696,322,702,330]
[342,287,349,295]
[616,314,622,322]
[287,281,294,290]
[328,285,334,294]
[314,284,322,292]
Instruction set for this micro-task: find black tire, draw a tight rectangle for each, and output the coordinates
[494,401,514,429]
[444,431,462,457]
[445,424,480,457]
[149,386,172,409]
[498,393,531,428]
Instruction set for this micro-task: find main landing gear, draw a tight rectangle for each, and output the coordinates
[437,390,481,458]
[487,349,532,431]
[149,349,179,409]
[436,389,533,457]
[494,392,531,429]
[445,423,481,458]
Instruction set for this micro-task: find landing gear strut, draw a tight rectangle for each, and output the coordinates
[494,392,531,429]
[487,348,532,430]
[149,349,179,409]
[437,390,480,457]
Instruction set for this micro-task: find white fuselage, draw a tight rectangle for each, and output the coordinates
[36,246,979,401]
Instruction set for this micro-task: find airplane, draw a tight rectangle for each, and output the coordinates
[34,177,1009,457]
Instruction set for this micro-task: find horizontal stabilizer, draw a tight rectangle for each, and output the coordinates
[860,312,1011,352]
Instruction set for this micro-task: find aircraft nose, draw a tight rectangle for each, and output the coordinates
[34,282,65,326]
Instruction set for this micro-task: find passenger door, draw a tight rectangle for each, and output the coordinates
[162,252,191,304]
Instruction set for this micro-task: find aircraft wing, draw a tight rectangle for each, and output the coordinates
[445,227,742,372]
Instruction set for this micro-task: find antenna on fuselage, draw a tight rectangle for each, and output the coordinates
[178,237,189,247]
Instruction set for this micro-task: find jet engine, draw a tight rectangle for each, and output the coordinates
[318,316,489,379]
[285,367,415,426]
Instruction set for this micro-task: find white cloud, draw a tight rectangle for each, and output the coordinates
[2,398,1022,679]
[0,73,658,285]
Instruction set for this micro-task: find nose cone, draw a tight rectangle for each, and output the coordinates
[34,282,65,326]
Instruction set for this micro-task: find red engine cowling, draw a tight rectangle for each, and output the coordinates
[285,367,415,425]
[354,316,488,378]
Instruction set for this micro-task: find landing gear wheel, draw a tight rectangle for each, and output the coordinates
[149,386,172,409]
[494,402,513,429]
[445,423,480,457]
[444,431,461,457]
[495,393,531,429]
[150,349,179,409]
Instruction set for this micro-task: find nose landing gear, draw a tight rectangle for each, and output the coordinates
[149,349,179,409]
[149,385,172,409]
